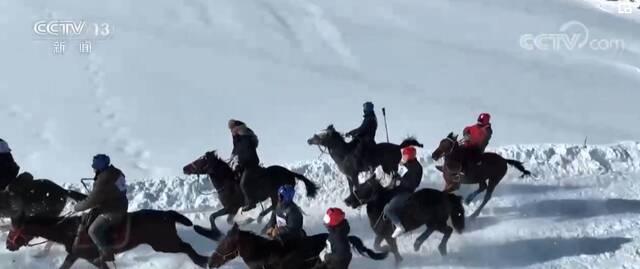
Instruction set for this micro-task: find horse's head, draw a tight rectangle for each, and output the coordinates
[5,216,34,251]
[208,223,241,268]
[307,124,344,148]
[431,132,459,161]
[344,176,382,208]
[184,151,234,189]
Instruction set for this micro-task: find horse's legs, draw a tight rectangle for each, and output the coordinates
[469,181,497,219]
[148,235,208,267]
[226,212,236,225]
[413,226,435,252]
[465,181,488,205]
[178,242,208,267]
[58,254,79,269]
[194,208,227,240]
[385,237,403,266]
[373,235,385,251]
[436,225,454,256]
[257,204,275,224]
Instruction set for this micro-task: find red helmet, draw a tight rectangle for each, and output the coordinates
[401,146,417,161]
[477,113,491,125]
[324,208,346,228]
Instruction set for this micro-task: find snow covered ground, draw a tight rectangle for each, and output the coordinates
[0,0,639,182]
[1,0,639,268]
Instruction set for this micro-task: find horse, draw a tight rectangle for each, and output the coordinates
[307,125,423,191]
[431,132,532,218]
[183,150,318,240]
[208,223,388,269]
[6,209,209,269]
[0,173,87,256]
[344,177,465,264]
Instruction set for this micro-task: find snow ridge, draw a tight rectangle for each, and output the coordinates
[63,141,640,214]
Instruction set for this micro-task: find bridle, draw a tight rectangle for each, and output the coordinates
[212,248,239,264]
[7,228,48,247]
[351,180,374,206]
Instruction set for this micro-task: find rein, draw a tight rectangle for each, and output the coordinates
[8,228,49,247]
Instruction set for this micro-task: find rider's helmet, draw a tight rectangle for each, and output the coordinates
[92,154,111,173]
[0,138,11,154]
[363,102,374,114]
[401,146,417,161]
[278,185,296,204]
[323,207,346,228]
[477,113,491,125]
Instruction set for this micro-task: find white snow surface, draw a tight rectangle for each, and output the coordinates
[2,142,640,268]
[0,0,639,182]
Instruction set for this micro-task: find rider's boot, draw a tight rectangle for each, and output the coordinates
[391,224,406,238]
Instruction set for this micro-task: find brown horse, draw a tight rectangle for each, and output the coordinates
[431,133,531,218]
[183,150,318,240]
[208,224,387,269]
[6,210,208,269]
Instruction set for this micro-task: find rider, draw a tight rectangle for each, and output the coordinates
[228,119,261,211]
[317,208,352,269]
[461,113,493,165]
[73,154,128,263]
[267,185,305,246]
[346,102,378,169]
[384,146,423,238]
[0,138,20,191]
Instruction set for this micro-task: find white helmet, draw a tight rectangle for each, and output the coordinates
[0,139,11,153]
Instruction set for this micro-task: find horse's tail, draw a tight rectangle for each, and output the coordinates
[168,210,193,227]
[291,171,318,198]
[348,235,388,260]
[505,159,532,178]
[399,137,424,148]
[66,189,87,201]
[447,193,465,234]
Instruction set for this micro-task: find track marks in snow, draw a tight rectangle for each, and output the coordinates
[86,54,152,174]
[302,1,360,70]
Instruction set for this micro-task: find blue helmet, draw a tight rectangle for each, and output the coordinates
[363,102,374,114]
[92,154,111,173]
[278,185,296,203]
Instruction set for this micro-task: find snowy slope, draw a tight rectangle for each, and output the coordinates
[3,142,640,269]
[1,0,639,182]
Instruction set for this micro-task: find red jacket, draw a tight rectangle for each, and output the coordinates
[463,124,492,149]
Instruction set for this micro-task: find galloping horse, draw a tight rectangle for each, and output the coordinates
[432,133,532,218]
[208,224,387,269]
[6,210,208,269]
[307,125,423,191]
[183,150,318,240]
[344,177,465,264]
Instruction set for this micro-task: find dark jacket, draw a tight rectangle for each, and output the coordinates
[0,153,20,190]
[323,220,352,269]
[231,124,260,168]
[270,202,304,242]
[348,112,377,143]
[74,165,128,215]
[396,159,423,193]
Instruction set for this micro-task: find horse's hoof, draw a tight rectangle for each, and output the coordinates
[413,241,423,252]
[438,245,448,256]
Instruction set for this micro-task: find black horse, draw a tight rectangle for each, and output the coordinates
[1,175,87,217]
[432,133,532,218]
[6,210,208,269]
[344,177,465,264]
[183,151,318,240]
[208,223,388,269]
[307,125,423,191]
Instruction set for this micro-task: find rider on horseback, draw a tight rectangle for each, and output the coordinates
[267,185,305,245]
[317,208,352,269]
[228,119,262,211]
[0,138,20,191]
[461,113,493,165]
[346,102,377,169]
[73,154,128,263]
[384,146,423,238]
